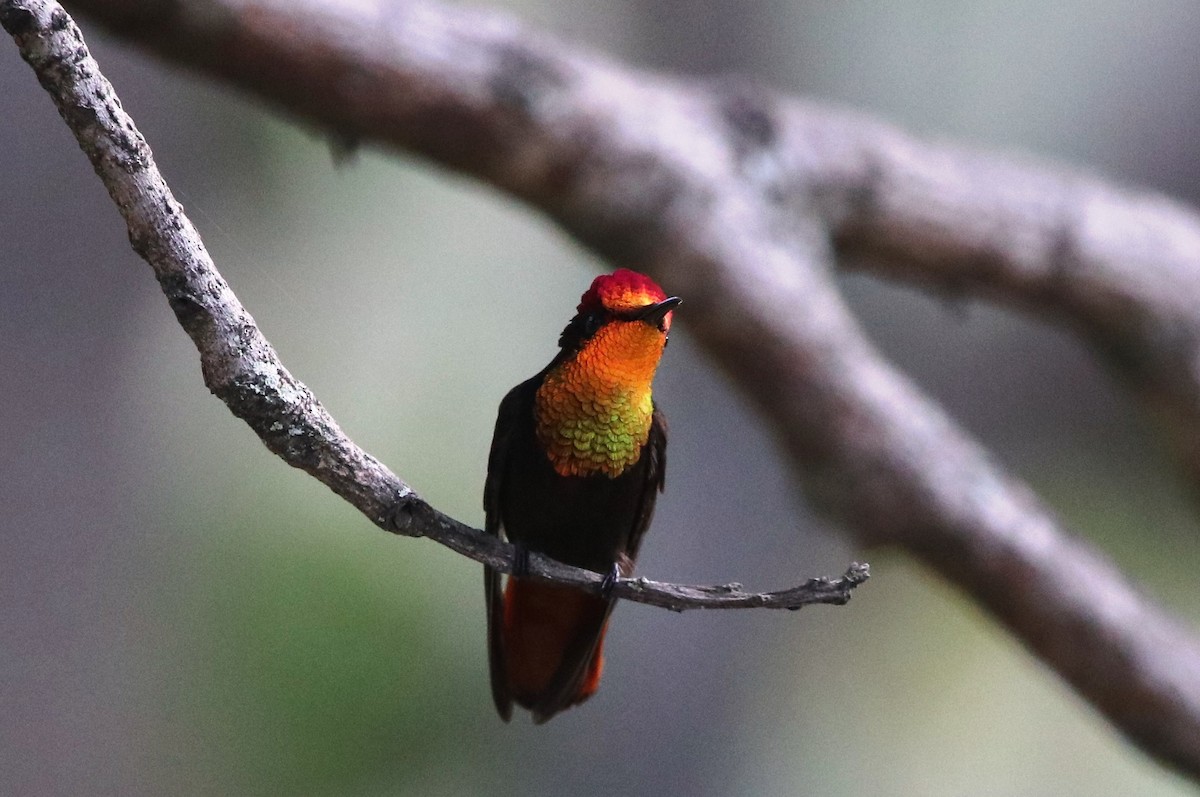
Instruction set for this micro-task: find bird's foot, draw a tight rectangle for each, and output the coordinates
[511,542,531,578]
[600,563,622,599]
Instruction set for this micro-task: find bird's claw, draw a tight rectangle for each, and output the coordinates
[600,564,621,598]
[511,542,530,578]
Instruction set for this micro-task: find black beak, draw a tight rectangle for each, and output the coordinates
[634,296,682,326]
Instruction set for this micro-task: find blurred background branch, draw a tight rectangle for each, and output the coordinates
[6,0,1200,795]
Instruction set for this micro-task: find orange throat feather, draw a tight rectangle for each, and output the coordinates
[534,320,666,478]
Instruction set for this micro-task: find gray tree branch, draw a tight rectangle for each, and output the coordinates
[0,0,867,614]
[8,0,1200,783]
[817,119,1200,481]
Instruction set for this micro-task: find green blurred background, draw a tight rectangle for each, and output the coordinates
[4,1,1200,794]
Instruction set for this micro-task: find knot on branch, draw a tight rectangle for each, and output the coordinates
[388,493,426,538]
[0,3,37,38]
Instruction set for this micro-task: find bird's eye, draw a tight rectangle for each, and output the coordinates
[583,312,604,337]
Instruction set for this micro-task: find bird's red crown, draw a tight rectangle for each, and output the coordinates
[577,269,667,315]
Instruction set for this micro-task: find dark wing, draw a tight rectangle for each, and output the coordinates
[484,382,531,723]
[624,404,668,565]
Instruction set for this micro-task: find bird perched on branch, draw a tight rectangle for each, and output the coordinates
[484,269,680,723]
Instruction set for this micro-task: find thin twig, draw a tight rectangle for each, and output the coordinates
[0,0,866,613]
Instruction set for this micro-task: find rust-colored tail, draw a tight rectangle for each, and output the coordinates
[501,578,609,721]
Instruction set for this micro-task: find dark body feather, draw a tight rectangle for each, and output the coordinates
[484,370,667,723]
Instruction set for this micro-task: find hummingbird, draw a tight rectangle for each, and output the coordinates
[484,269,680,723]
